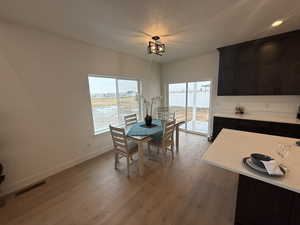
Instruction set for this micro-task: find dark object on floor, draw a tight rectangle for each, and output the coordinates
[296,141,300,147]
[15,180,46,196]
[0,198,5,208]
[0,175,4,184]
[0,163,3,175]
[0,163,5,208]
[0,163,5,185]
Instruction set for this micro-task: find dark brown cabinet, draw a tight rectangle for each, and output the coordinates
[235,175,300,225]
[290,194,300,225]
[212,116,300,141]
[235,175,294,225]
[218,30,300,96]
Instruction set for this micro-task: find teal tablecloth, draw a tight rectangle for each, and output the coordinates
[126,120,163,141]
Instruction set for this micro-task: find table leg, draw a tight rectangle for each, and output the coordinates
[176,125,179,153]
[138,142,144,176]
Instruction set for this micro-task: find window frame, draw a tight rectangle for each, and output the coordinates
[88,74,142,135]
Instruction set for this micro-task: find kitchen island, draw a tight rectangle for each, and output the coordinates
[203,129,300,225]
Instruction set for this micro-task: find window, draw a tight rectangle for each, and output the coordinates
[88,76,140,134]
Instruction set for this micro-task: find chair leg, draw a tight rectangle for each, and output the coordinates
[115,153,119,169]
[147,143,151,155]
[157,145,160,155]
[127,156,130,177]
[171,144,174,160]
[162,147,167,166]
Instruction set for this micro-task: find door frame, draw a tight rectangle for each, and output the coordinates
[166,79,213,137]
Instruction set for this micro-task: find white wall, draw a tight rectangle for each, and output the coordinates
[161,51,300,135]
[161,52,219,86]
[0,21,161,195]
[161,52,220,135]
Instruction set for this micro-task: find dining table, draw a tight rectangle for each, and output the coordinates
[126,119,185,176]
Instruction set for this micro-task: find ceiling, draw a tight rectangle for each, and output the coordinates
[0,0,300,63]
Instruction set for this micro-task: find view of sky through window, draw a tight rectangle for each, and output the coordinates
[88,76,140,133]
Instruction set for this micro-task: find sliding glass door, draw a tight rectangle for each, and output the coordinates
[168,81,211,135]
[168,83,187,122]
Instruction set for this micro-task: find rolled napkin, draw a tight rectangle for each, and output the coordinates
[262,160,283,176]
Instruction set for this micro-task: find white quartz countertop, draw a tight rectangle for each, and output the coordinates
[202,129,300,193]
[214,113,300,125]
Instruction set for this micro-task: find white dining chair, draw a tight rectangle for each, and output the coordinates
[109,125,138,176]
[157,107,175,121]
[149,120,176,162]
[124,114,138,128]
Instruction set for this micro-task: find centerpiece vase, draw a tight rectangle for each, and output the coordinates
[144,114,152,127]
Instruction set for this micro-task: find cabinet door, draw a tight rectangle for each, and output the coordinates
[281,60,300,95]
[218,67,236,95]
[235,175,293,225]
[237,119,271,134]
[270,122,300,139]
[290,193,300,225]
[281,32,300,95]
[212,117,238,140]
[218,47,238,95]
[217,30,300,96]
[235,43,258,95]
[256,38,285,95]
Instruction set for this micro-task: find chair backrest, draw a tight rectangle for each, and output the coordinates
[157,106,169,118]
[124,114,137,128]
[157,106,169,113]
[167,112,175,120]
[158,111,175,121]
[162,120,176,148]
[109,125,128,154]
[157,107,175,120]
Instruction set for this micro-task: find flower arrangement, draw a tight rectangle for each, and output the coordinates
[142,96,162,116]
[140,96,162,126]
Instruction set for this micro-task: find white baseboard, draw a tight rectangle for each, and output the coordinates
[1,144,113,197]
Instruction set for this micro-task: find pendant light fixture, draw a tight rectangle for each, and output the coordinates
[148,36,166,56]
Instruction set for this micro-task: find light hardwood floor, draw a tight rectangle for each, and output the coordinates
[0,133,238,225]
